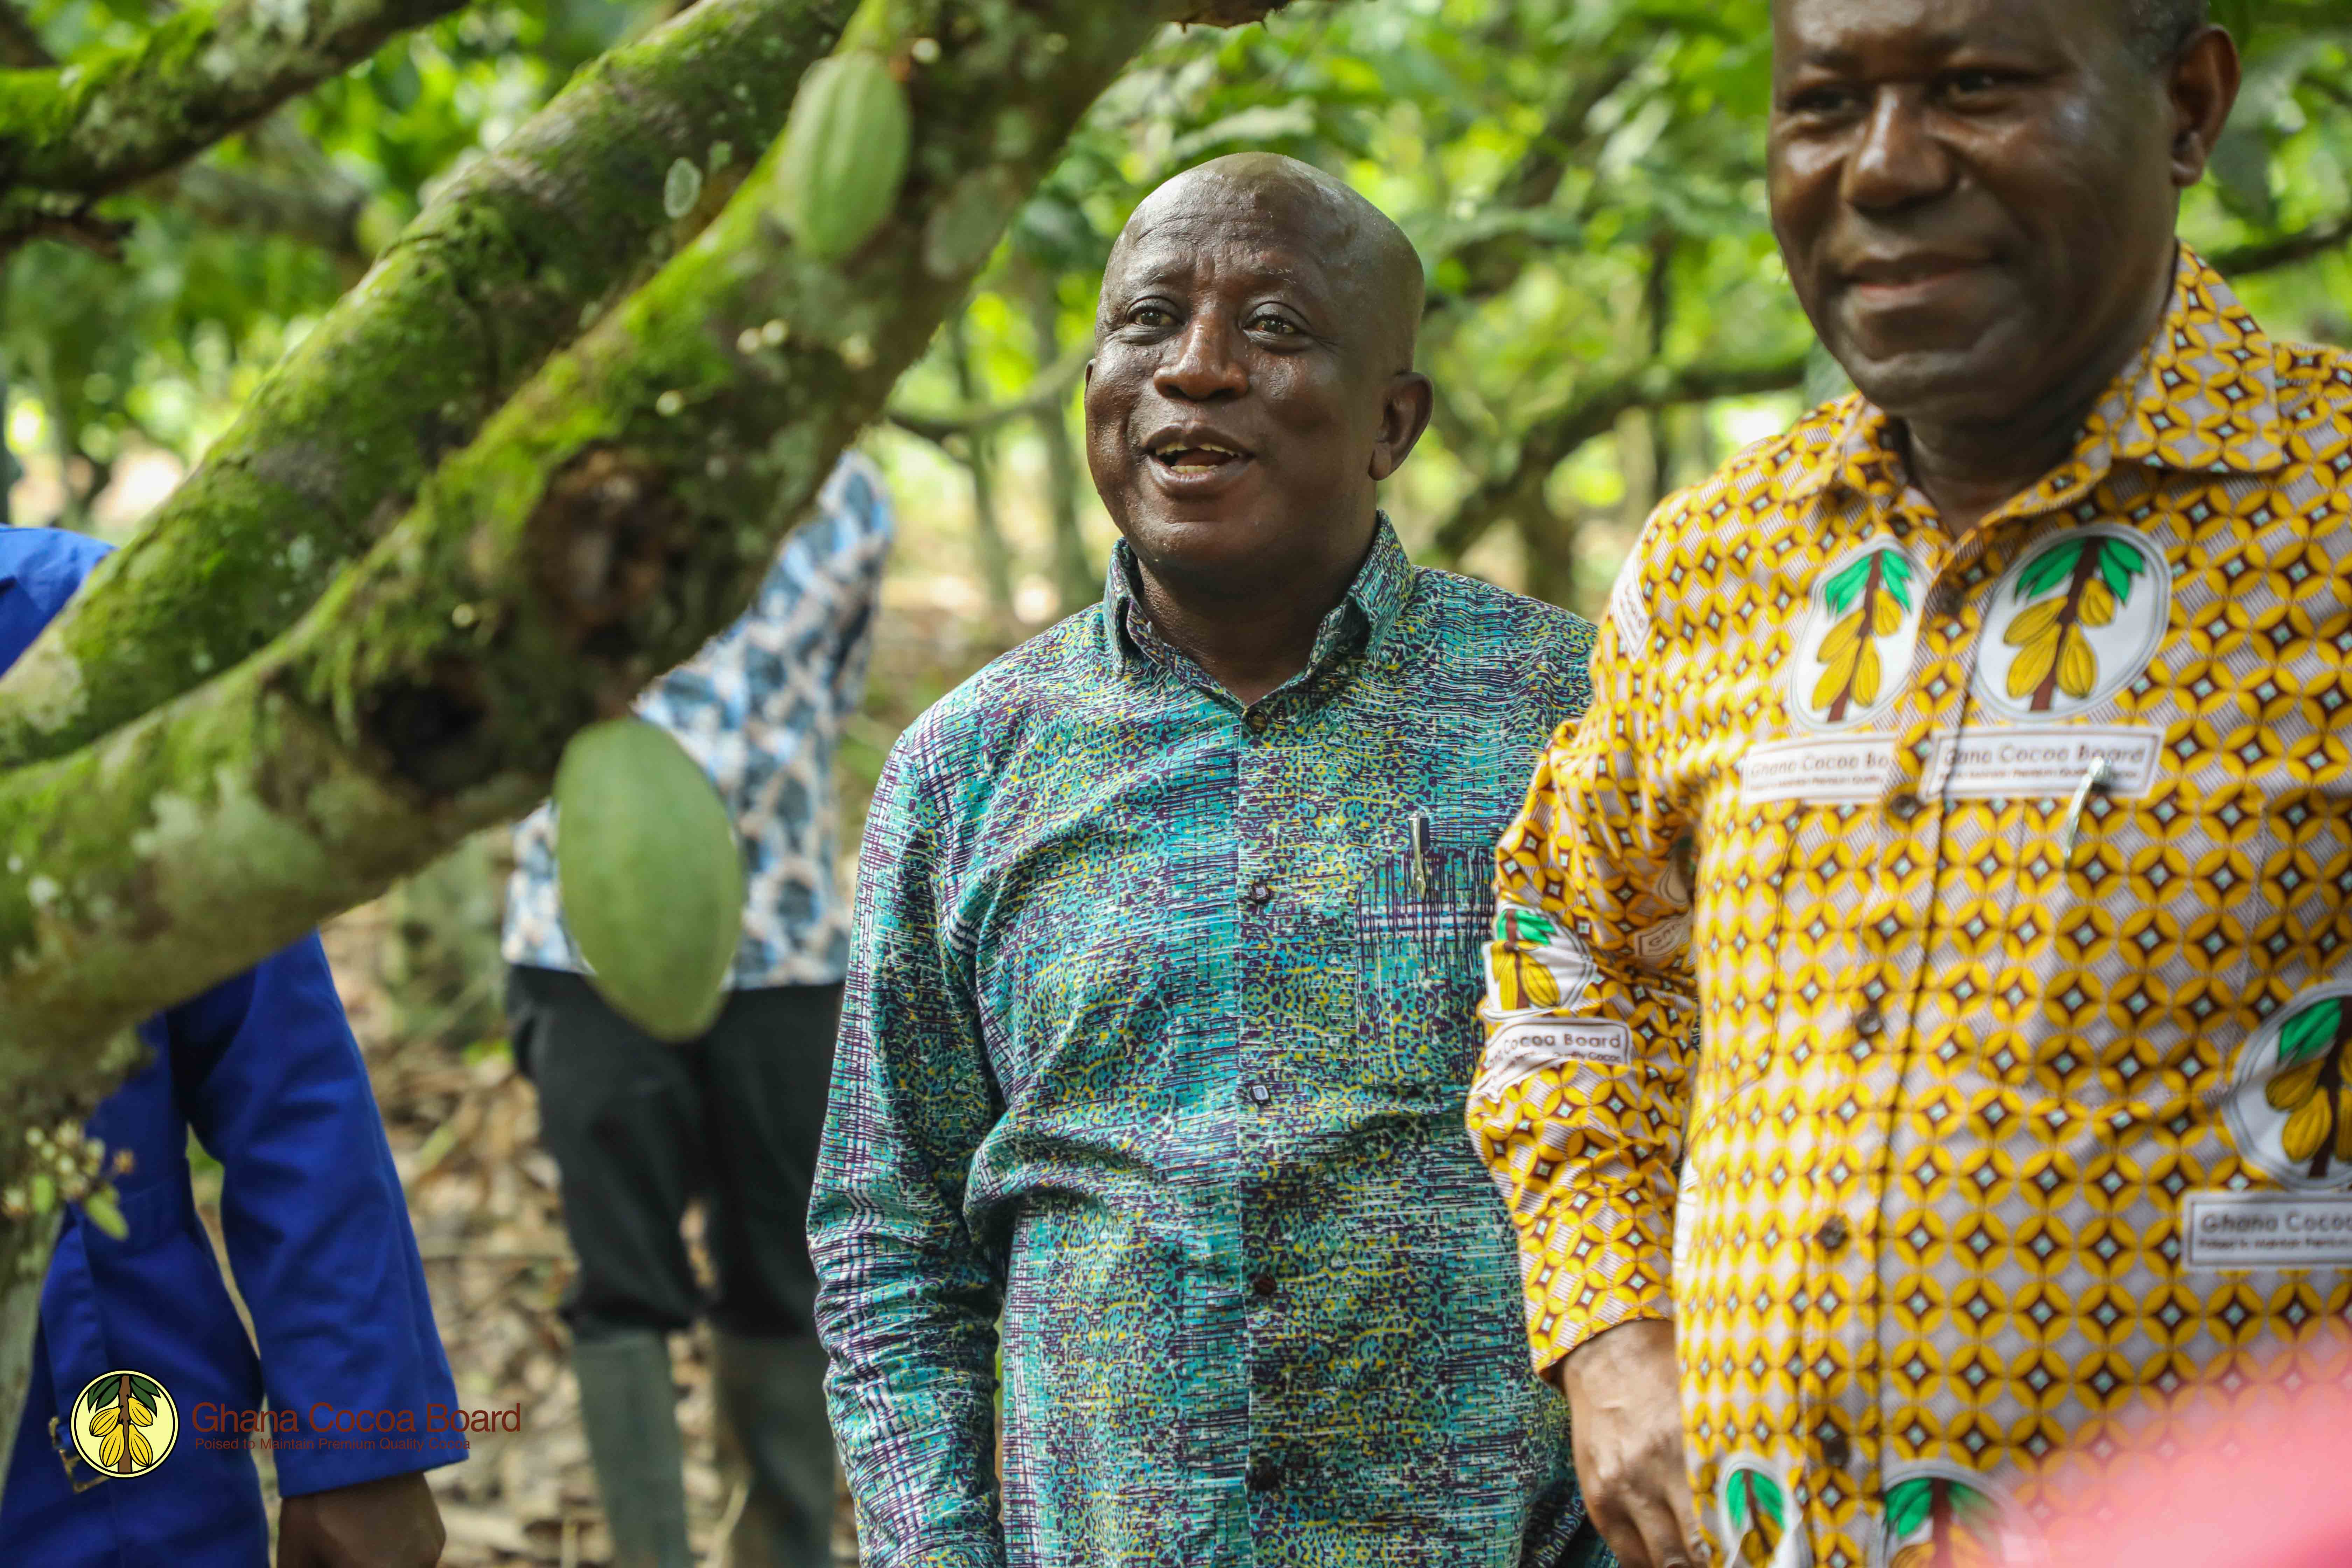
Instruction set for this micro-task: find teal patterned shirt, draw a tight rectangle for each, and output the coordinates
[811,521,1603,1568]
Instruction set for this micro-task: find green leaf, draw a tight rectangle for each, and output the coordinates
[1496,906,1555,945]
[2016,540,2087,602]
[2281,999,2343,1065]
[2096,538,2147,606]
[1752,1469,1785,1526]
[131,1374,162,1406]
[1727,1471,1749,1529]
[1823,555,1876,618]
[1878,551,1916,611]
[1950,1482,1997,1533]
[1884,1477,1934,1540]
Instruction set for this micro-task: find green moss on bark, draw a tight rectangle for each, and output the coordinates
[0,0,855,770]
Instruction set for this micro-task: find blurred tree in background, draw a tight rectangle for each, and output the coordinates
[21,0,2352,626]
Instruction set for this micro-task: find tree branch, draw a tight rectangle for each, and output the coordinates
[1424,51,1642,316]
[1434,354,1808,560]
[2211,210,2352,276]
[0,0,1184,1082]
[0,0,476,221]
[884,340,1090,444]
[0,0,857,771]
[153,159,370,265]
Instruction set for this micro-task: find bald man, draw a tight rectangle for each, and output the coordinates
[811,155,1609,1568]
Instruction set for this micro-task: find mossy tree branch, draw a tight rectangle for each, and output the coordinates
[0,0,856,771]
[0,0,470,216]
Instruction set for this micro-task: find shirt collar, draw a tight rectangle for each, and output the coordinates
[1785,244,2289,518]
[1104,513,1416,682]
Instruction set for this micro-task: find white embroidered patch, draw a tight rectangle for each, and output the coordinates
[2181,1190,2352,1272]
[1471,1018,1635,1104]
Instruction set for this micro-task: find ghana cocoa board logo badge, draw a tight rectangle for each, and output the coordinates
[2225,981,2352,1191]
[67,1368,177,1480]
[1785,541,1926,733]
[1973,525,2169,721]
[1718,1456,1810,1567]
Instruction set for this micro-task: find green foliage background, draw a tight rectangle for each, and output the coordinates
[15,0,2352,625]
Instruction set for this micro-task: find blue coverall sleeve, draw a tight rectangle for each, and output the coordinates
[169,935,466,1495]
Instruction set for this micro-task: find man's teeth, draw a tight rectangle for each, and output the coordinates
[1153,443,1242,467]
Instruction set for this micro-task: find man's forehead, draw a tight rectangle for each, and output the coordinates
[1775,0,2081,65]
[1104,214,1342,293]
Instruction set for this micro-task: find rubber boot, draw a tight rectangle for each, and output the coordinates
[573,1331,693,1568]
[710,1330,836,1568]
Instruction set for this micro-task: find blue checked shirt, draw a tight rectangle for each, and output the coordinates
[503,454,893,988]
[811,520,1605,1568]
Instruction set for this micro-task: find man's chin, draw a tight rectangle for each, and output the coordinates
[1836,337,2037,430]
[1120,509,1293,591]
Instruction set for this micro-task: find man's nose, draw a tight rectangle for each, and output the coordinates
[1842,88,1956,214]
[1154,314,1249,402]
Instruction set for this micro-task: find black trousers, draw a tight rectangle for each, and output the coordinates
[504,965,842,1344]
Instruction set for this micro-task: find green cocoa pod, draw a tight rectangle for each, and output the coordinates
[554,718,747,1042]
[774,51,912,262]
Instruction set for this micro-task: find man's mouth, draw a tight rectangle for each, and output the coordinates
[1840,251,1992,306]
[1147,440,1250,472]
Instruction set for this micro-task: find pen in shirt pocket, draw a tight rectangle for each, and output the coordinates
[2058,756,2112,866]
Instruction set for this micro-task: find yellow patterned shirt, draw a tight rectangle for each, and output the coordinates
[1471,248,2352,1568]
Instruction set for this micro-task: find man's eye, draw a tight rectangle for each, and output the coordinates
[1942,70,2014,101]
[1782,85,1861,117]
[1249,314,1300,336]
[1129,305,1175,329]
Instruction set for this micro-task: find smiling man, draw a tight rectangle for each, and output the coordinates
[1473,4,2352,1568]
[810,155,1605,1568]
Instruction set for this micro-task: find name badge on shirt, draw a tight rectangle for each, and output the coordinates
[1471,1018,1635,1104]
[2180,1190,2352,1272]
[1738,726,2162,806]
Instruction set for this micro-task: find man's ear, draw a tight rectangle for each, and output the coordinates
[2168,25,2242,188]
[1370,372,1436,482]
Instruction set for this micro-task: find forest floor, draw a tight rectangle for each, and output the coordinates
[196,600,1016,1567]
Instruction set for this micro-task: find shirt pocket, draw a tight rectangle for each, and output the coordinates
[2035,765,2341,1115]
[1351,814,1496,1100]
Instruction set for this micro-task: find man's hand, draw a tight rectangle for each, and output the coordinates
[278,1471,446,1568]
[1559,1318,1702,1568]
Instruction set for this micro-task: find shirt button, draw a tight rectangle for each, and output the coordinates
[1819,1427,1852,1471]
[1246,709,1271,733]
[1252,1274,1278,1299]
[1854,1005,1884,1038]
[1246,1457,1282,1492]
[1247,881,1273,905]
[1244,1081,1270,1107]
[1888,790,1921,821]
[1928,584,1962,619]
[1818,1216,1849,1251]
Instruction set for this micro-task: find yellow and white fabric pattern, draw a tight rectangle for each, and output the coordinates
[1471,247,2352,1568]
